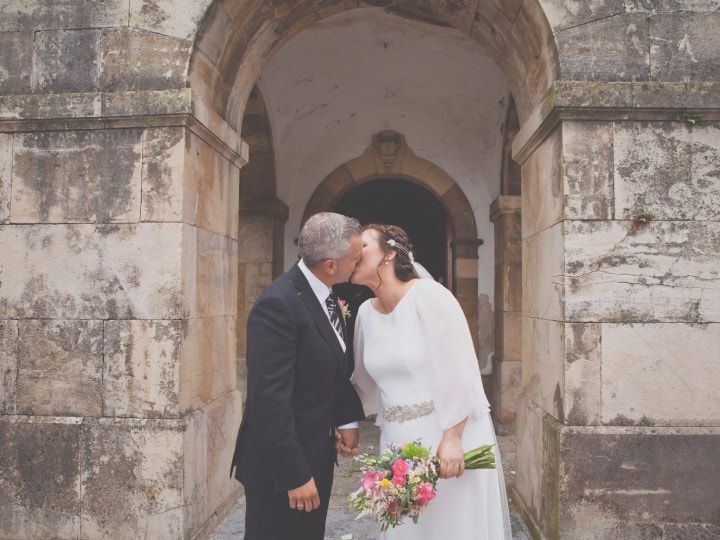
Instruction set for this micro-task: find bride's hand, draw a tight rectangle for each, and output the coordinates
[436,435,465,478]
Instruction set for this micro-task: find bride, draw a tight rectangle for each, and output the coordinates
[349,223,512,540]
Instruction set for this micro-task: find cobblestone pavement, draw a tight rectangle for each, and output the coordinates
[212,421,530,540]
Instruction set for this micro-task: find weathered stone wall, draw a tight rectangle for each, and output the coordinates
[0,86,246,537]
[513,81,720,539]
[2,1,720,538]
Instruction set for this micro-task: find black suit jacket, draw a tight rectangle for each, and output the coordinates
[230,263,365,494]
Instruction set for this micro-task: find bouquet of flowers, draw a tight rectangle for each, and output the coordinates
[348,440,495,530]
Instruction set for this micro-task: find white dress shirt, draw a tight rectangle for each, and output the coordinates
[298,259,358,430]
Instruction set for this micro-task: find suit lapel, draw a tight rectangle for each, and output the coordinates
[289,264,347,365]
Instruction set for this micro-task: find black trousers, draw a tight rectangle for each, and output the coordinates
[244,458,334,540]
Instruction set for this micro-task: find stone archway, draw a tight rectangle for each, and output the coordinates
[303,130,483,351]
[5,1,720,539]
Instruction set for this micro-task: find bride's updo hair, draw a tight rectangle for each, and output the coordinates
[363,223,419,283]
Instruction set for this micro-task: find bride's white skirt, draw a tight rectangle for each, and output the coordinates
[378,411,512,540]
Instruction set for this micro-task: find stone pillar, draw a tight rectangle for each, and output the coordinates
[450,238,483,358]
[0,89,248,539]
[236,197,289,394]
[512,81,720,539]
[489,196,522,433]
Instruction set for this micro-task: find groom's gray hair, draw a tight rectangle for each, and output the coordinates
[299,212,361,267]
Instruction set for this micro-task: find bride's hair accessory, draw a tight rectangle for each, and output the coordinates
[386,238,415,265]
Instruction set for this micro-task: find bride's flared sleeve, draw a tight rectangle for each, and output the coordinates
[350,304,382,424]
[414,281,490,431]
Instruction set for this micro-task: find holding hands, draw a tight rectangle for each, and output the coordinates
[335,427,359,457]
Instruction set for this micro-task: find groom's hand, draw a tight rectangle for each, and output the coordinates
[336,428,359,456]
[288,477,320,512]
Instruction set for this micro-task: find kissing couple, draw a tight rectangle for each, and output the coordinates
[231,212,511,539]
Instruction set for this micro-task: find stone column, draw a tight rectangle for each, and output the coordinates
[0,89,248,539]
[512,81,720,539]
[489,195,522,432]
[236,197,289,394]
[450,238,483,358]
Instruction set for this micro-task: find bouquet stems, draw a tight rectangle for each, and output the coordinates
[462,444,495,469]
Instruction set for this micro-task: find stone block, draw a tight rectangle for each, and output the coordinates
[614,122,720,221]
[34,29,100,93]
[497,310,522,363]
[81,418,185,539]
[557,13,650,81]
[205,390,243,515]
[385,0,479,34]
[492,203,521,264]
[496,260,522,312]
[522,222,564,321]
[441,185,476,237]
[129,0,214,41]
[0,320,18,414]
[601,323,720,426]
[515,394,542,523]
[11,129,143,223]
[17,320,103,417]
[649,13,720,81]
[421,162,455,197]
[141,127,186,222]
[0,416,83,539]
[241,261,273,310]
[564,220,720,322]
[564,323,601,425]
[103,320,184,418]
[183,408,209,533]
[0,0,128,31]
[0,32,32,93]
[522,316,565,422]
[180,316,236,412]
[182,225,239,319]
[100,28,192,92]
[494,358,521,425]
[0,133,10,223]
[184,131,240,239]
[559,426,720,533]
[521,126,562,238]
[470,7,510,61]
[238,215,275,263]
[627,0,720,11]
[541,0,625,31]
[562,121,614,220]
[0,223,183,319]
[194,2,235,65]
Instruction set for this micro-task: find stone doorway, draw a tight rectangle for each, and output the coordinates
[303,130,484,354]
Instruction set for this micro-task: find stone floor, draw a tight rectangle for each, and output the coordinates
[212,421,530,540]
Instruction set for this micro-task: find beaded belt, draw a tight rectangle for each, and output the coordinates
[382,400,435,423]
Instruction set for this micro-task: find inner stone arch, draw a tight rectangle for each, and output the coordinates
[303,130,484,353]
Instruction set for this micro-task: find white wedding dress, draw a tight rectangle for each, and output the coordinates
[351,279,512,540]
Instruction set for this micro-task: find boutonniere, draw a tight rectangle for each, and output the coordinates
[337,298,352,320]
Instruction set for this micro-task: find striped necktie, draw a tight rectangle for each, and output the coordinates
[325,293,345,341]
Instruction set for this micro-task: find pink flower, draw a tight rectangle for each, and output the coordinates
[392,459,409,486]
[416,483,436,506]
[362,470,385,490]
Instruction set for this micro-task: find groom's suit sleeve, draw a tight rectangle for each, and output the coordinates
[246,294,311,491]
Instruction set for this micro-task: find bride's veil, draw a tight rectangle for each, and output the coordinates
[412,261,434,280]
[413,258,513,538]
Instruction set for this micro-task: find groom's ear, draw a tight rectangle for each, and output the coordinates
[322,258,338,275]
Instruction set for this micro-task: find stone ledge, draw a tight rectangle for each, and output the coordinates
[513,81,720,164]
[489,195,521,222]
[0,89,249,168]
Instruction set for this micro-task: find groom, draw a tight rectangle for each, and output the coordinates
[231,212,366,540]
